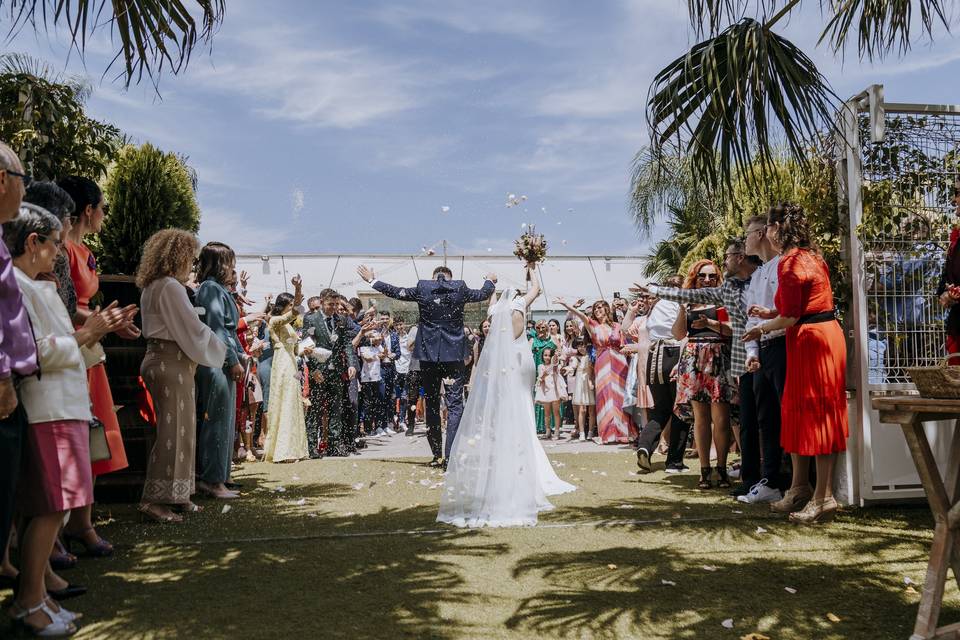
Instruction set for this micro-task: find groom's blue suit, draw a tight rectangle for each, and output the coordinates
[372,274,495,460]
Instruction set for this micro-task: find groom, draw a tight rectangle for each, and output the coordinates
[357,264,496,467]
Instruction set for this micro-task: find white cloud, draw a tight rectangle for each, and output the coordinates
[198,206,291,253]
[370,1,557,40]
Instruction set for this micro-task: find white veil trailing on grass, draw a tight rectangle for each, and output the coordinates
[438,288,575,528]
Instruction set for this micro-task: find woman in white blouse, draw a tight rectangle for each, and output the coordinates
[136,230,227,523]
[3,204,133,636]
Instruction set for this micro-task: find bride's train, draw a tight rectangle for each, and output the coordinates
[437,289,575,528]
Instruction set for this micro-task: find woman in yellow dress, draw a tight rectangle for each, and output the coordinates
[263,278,310,463]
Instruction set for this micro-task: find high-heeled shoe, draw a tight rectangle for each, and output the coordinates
[10,599,77,637]
[770,486,813,514]
[789,496,838,525]
[62,529,112,558]
[49,540,77,571]
[44,598,83,624]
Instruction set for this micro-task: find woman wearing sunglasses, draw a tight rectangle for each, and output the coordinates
[672,260,736,489]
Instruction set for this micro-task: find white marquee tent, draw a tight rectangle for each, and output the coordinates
[236,253,648,314]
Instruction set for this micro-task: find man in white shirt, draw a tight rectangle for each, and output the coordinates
[635,277,691,474]
[403,324,420,435]
[738,215,786,504]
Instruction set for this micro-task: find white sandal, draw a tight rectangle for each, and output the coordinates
[11,599,77,637]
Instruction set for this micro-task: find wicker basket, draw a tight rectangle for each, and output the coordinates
[906,355,960,399]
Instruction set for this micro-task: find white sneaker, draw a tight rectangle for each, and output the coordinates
[398,422,407,431]
[578,433,586,441]
[737,479,782,504]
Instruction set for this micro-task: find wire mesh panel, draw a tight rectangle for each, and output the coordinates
[859,114,960,386]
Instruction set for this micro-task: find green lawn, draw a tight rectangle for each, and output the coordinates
[16,451,956,639]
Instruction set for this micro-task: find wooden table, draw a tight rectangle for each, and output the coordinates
[874,396,960,640]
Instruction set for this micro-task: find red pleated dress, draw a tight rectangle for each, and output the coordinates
[775,248,849,456]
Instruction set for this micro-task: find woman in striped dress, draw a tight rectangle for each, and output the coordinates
[556,298,635,444]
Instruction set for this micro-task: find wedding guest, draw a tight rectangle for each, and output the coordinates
[547,318,564,351]
[378,311,400,431]
[634,280,690,474]
[556,298,635,444]
[560,319,581,424]
[22,182,77,317]
[394,317,411,432]
[742,203,848,523]
[530,321,556,435]
[938,180,960,353]
[194,242,245,496]
[671,260,735,489]
[58,175,132,557]
[5,203,131,635]
[620,298,655,428]
[535,347,568,439]
[360,333,388,437]
[569,339,595,440]
[740,216,787,504]
[263,281,310,463]
[137,230,227,522]
[404,324,421,435]
[0,142,37,595]
[255,296,274,450]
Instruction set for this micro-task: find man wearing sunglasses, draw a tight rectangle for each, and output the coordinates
[632,238,760,478]
[0,141,39,595]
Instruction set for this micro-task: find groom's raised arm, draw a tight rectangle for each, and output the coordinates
[358,264,418,302]
[463,276,496,303]
[372,279,418,302]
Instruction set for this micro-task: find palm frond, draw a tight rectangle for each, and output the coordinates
[628,147,693,236]
[0,52,91,101]
[647,18,838,192]
[0,0,225,87]
[686,0,786,36]
[819,0,953,61]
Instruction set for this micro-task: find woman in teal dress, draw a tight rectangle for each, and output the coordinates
[195,242,244,499]
[529,320,556,435]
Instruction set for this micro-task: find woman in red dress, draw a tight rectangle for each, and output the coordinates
[742,203,848,524]
[58,176,135,555]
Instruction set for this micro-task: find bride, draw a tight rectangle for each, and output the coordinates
[437,264,576,528]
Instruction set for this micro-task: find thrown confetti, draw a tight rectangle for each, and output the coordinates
[904,576,915,585]
[606,564,618,570]
[440,205,451,213]
[351,483,365,491]
[221,505,231,514]
[755,526,767,534]
[826,613,841,623]
[661,579,676,586]
[386,479,396,485]
[702,565,718,572]
[419,479,431,486]
[784,587,797,594]
[294,498,306,506]
[292,475,300,481]
[274,486,286,493]
[721,619,734,629]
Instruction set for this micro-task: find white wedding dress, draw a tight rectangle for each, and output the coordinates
[437,290,576,528]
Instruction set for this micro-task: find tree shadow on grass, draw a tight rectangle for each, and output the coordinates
[505,546,960,640]
[63,480,507,640]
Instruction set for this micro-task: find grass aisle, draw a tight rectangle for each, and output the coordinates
[46,452,958,639]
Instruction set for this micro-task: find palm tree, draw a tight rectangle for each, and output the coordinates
[0,0,225,87]
[647,1,953,191]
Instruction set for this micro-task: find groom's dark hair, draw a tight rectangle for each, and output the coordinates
[432,266,453,279]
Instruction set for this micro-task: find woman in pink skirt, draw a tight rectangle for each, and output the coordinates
[3,204,132,635]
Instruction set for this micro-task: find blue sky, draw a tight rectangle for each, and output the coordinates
[8,0,960,255]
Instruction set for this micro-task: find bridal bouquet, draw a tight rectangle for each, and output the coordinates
[514,226,547,281]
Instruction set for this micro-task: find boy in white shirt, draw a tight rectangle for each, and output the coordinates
[359,334,388,436]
